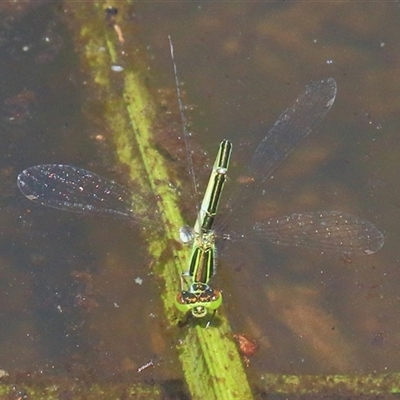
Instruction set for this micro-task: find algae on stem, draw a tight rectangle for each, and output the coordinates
[63,2,254,400]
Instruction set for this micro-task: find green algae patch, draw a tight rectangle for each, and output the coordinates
[0,377,162,399]
[62,1,253,400]
[261,372,400,396]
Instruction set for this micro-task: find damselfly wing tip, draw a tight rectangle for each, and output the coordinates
[366,228,385,254]
[17,167,36,198]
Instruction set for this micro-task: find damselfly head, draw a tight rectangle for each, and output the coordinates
[175,285,222,318]
[192,306,207,318]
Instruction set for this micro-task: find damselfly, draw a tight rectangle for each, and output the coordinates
[17,78,384,320]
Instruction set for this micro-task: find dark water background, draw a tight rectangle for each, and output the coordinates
[0,0,400,391]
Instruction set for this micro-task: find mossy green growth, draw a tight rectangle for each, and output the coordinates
[64,1,254,400]
[0,378,162,399]
[261,372,400,395]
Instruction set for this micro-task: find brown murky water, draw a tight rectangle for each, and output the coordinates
[1,1,400,397]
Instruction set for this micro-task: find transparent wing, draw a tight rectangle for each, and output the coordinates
[226,78,337,218]
[226,211,384,255]
[17,164,137,219]
[250,78,336,184]
[219,78,384,255]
